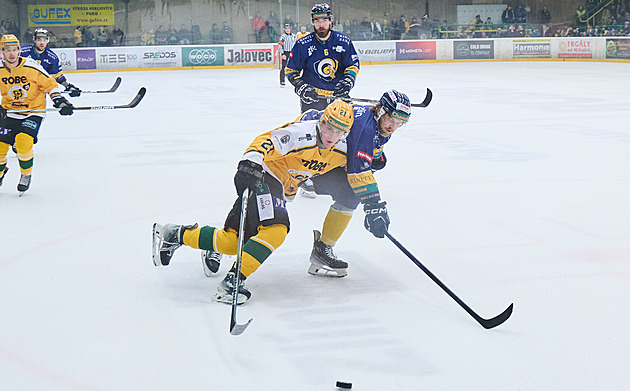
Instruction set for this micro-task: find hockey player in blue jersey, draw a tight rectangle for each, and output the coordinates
[299,90,412,277]
[21,29,81,97]
[285,3,360,112]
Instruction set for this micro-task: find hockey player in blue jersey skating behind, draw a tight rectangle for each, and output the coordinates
[21,29,82,98]
[285,3,360,112]
[298,90,412,277]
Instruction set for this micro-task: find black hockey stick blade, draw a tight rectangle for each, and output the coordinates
[385,232,513,329]
[348,88,432,108]
[8,87,146,113]
[61,77,122,94]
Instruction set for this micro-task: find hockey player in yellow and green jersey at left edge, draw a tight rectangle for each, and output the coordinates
[0,34,75,195]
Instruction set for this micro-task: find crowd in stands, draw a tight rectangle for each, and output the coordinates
[4,1,630,49]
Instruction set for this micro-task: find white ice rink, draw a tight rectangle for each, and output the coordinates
[1,61,629,390]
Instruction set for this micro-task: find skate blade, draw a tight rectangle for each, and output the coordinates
[213,291,248,305]
[307,263,347,278]
[299,188,317,199]
[152,223,164,266]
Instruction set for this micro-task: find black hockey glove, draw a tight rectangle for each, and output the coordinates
[52,96,74,116]
[295,81,319,105]
[64,83,82,97]
[0,106,6,120]
[234,160,264,196]
[333,77,354,100]
[363,201,390,238]
[371,153,387,171]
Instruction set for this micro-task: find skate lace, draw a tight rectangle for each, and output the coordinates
[322,243,337,261]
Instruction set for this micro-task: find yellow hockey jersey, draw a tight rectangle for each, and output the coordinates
[0,56,61,119]
[242,120,347,200]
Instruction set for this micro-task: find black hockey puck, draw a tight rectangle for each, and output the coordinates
[336,381,352,389]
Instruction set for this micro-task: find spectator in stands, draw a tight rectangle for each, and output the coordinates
[265,20,276,43]
[469,14,484,38]
[515,5,527,23]
[283,15,295,30]
[516,24,526,37]
[502,5,515,24]
[398,15,410,39]
[541,24,552,37]
[623,21,630,35]
[191,25,202,44]
[97,26,108,46]
[268,10,281,35]
[252,11,265,43]
[167,24,178,45]
[370,18,382,39]
[221,21,233,43]
[112,26,124,46]
[74,26,83,47]
[178,24,191,45]
[342,19,352,36]
[155,25,168,45]
[540,6,551,24]
[83,26,96,47]
[209,23,222,44]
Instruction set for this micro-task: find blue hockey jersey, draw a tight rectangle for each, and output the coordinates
[20,45,67,85]
[300,104,388,203]
[286,30,360,95]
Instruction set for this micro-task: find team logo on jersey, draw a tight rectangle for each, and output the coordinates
[307,45,316,56]
[8,85,27,101]
[333,45,345,53]
[315,58,338,80]
[354,106,367,117]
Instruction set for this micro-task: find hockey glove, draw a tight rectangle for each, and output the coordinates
[295,81,319,105]
[371,153,387,171]
[234,160,264,196]
[64,83,82,97]
[52,96,74,116]
[333,77,354,100]
[363,201,390,238]
[0,106,6,120]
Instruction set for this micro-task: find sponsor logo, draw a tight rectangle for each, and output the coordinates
[143,51,177,59]
[333,45,345,53]
[76,49,96,70]
[308,45,316,56]
[187,48,219,65]
[301,159,328,172]
[298,133,314,141]
[396,41,436,60]
[227,48,273,63]
[99,53,138,63]
[356,150,373,162]
[358,48,395,55]
[280,134,290,144]
[23,119,39,130]
[2,76,28,84]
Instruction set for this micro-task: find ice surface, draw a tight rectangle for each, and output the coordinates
[1,61,629,390]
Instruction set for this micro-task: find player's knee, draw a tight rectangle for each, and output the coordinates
[14,133,34,154]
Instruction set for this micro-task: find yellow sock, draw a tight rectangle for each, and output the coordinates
[240,225,287,278]
[15,133,34,176]
[321,206,353,246]
[183,226,239,255]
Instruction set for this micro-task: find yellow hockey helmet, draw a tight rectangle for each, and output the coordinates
[321,99,354,133]
[0,34,20,50]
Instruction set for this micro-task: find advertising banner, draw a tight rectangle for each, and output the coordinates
[557,38,593,59]
[453,40,494,59]
[76,49,96,70]
[28,4,115,27]
[605,38,630,59]
[94,46,182,69]
[52,48,77,71]
[512,39,551,58]
[396,41,437,61]
[182,46,224,67]
[224,45,275,66]
[354,41,396,62]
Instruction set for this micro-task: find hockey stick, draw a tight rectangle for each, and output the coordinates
[7,87,146,113]
[230,187,253,335]
[61,77,122,94]
[385,231,513,329]
[351,88,433,108]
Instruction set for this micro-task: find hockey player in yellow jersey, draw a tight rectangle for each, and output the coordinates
[152,99,354,304]
[0,34,74,195]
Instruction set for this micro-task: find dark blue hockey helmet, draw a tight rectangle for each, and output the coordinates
[379,90,411,122]
[311,3,333,21]
[33,28,50,42]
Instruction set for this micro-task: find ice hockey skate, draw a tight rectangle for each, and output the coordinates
[201,250,222,276]
[308,230,348,277]
[298,178,317,199]
[213,271,251,305]
[152,223,197,266]
[0,167,8,187]
[17,174,31,196]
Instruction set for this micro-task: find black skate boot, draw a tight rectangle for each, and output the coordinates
[298,178,317,199]
[152,223,197,266]
[308,230,348,277]
[17,174,31,196]
[201,250,222,276]
[0,167,7,187]
[214,271,251,305]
